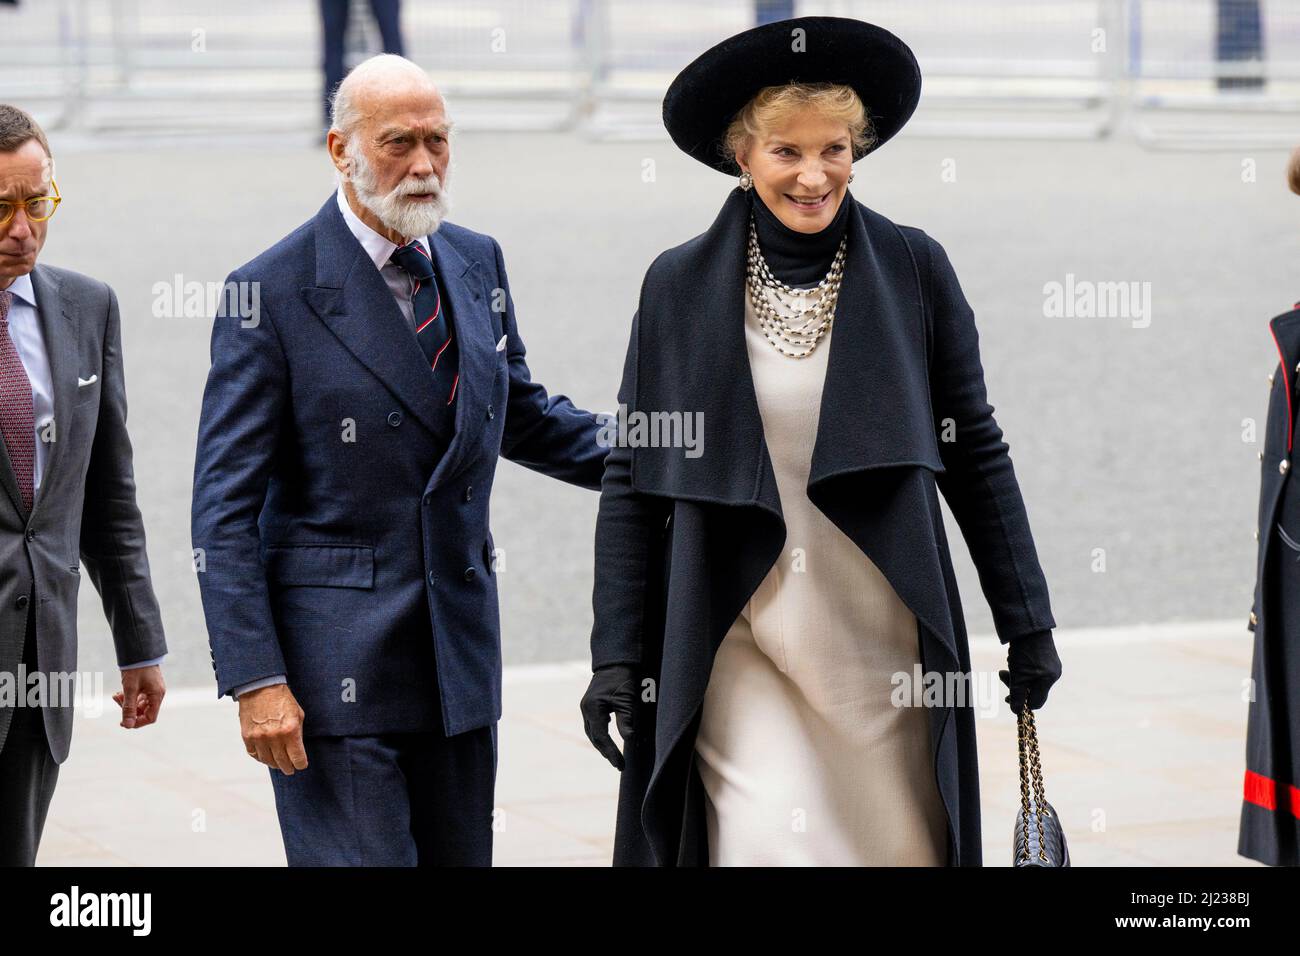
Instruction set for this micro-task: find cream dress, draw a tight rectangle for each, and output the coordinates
[692,283,950,866]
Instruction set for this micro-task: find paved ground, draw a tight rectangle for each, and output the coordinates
[36,620,1261,866]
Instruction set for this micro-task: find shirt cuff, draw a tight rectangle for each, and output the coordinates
[231,675,288,699]
[121,655,165,670]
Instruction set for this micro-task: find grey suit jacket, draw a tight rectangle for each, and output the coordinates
[0,263,166,763]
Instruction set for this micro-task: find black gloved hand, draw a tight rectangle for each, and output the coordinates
[998,630,1062,714]
[580,664,638,771]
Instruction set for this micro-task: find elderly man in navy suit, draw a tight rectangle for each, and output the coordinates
[191,54,607,866]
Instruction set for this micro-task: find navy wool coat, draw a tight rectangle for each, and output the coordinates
[1241,300,1300,865]
[192,195,606,738]
[590,187,1057,866]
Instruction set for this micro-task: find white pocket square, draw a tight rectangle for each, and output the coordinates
[77,374,98,387]
[495,335,507,352]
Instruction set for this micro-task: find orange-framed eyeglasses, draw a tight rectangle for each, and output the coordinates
[0,180,61,227]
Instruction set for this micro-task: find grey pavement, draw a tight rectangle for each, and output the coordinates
[36,621,1261,866]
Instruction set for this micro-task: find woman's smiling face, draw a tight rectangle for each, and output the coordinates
[736,112,853,233]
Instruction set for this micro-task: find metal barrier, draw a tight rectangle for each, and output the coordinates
[1,0,1298,149]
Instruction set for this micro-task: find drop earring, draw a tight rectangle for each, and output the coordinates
[848,171,855,184]
[738,171,753,191]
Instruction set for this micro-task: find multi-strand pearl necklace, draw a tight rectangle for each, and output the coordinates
[745,212,847,358]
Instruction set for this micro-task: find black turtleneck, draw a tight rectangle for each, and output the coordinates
[751,187,851,288]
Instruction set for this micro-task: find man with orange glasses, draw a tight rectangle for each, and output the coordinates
[0,104,168,866]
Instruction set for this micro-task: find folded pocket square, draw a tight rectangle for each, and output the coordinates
[77,374,98,387]
[496,335,507,352]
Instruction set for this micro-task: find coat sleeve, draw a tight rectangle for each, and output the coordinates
[490,237,608,490]
[79,282,168,667]
[190,270,289,697]
[589,309,672,669]
[926,235,1057,644]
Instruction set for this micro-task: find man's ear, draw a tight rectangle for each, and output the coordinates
[327,131,351,176]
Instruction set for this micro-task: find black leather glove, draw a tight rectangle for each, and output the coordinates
[998,630,1062,714]
[580,664,638,770]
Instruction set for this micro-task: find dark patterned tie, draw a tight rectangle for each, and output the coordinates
[389,240,459,405]
[0,290,35,511]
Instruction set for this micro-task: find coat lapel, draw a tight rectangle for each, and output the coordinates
[423,227,493,486]
[302,196,452,444]
[629,187,945,514]
[28,265,78,518]
[1269,305,1300,453]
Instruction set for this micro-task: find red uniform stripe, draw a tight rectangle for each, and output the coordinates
[1243,769,1300,817]
[430,331,453,371]
[447,372,459,404]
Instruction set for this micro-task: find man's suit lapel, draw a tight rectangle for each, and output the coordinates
[424,227,491,485]
[303,196,454,444]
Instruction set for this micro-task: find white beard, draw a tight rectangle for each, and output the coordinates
[346,144,452,240]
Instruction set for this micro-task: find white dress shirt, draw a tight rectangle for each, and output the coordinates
[2,273,160,671]
[228,190,432,700]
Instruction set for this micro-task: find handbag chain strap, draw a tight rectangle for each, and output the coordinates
[1017,706,1050,863]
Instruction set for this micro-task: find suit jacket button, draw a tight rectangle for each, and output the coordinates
[487,404,494,420]
[464,566,477,582]
[388,411,402,427]
[24,528,35,541]
[1250,610,1259,626]
[464,485,473,502]
[427,571,436,587]
[1281,460,1290,474]
[15,594,28,609]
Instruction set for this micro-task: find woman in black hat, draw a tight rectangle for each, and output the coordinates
[581,17,1061,866]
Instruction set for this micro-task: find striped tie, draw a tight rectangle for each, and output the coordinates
[0,290,34,511]
[390,240,459,405]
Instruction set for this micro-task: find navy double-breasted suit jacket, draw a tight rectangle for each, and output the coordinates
[191,195,606,737]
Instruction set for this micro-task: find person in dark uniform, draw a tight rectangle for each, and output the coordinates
[1240,145,1300,866]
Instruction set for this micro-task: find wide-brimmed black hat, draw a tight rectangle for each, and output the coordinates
[662,16,921,175]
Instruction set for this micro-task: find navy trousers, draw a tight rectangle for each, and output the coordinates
[269,722,497,866]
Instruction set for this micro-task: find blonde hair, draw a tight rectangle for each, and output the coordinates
[721,81,876,173]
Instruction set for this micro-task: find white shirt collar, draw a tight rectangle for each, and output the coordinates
[335,186,430,272]
[2,271,36,309]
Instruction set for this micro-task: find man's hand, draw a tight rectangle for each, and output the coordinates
[113,665,165,729]
[238,683,308,774]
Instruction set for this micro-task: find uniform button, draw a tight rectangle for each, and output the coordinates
[464,566,477,582]
[388,411,402,427]
[1250,610,1259,626]
[1281,460,1290,474]
[464,485,473,502]
[15,594,28,609]
[1268,371,1276,385]
[427,571,436,587]
[24,528,35,541]
[486,404,494,421]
